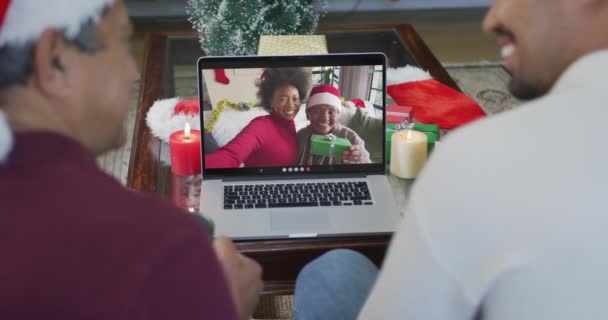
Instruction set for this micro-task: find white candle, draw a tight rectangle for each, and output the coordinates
[390,129,428,179]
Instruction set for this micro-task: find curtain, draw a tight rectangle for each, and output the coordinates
[338,66,374,100]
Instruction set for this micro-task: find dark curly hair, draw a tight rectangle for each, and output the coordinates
[256,67,312,111]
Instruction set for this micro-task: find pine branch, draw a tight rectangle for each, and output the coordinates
[186,0,328,56]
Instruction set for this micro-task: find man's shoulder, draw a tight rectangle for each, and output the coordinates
[3,163,205,242]
[86,183,204,239]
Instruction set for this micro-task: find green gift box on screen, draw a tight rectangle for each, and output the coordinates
[310,134,352,158]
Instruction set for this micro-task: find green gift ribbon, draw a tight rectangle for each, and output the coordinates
[327,133,336,164]
[396,120,415,132]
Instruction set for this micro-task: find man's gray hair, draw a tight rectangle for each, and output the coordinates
[0,12,107,90]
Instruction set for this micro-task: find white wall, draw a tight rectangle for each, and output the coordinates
[202,68,263,110]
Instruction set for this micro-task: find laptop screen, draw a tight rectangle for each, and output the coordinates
[197,54,387,178]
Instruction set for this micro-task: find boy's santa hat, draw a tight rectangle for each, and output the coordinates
[306,85,342,113]
[0,0,114,164]
[387,65,485,130]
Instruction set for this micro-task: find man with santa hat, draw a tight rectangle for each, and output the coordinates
[0,1,260,319]
[293,0,608,318]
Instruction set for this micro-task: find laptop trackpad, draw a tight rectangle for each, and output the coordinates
[271,210,329,232]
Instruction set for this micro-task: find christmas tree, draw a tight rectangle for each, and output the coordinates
[187,0,327,56]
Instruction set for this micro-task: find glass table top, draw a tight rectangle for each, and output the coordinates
[135,27,447,213]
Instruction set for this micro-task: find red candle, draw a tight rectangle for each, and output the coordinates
[169,123,202,176]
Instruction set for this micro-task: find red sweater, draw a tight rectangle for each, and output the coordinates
[205,112,298,169]
[0,132,238,320]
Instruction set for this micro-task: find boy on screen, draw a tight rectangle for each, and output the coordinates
[296,85,371,165]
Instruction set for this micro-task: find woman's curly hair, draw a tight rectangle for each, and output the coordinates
[256,67,312,111]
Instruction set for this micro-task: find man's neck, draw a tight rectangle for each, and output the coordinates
[3,90,73,137]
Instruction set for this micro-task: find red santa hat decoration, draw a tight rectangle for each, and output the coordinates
[0,0,115,163]
[387,65,485,130]
[146,98,201,142]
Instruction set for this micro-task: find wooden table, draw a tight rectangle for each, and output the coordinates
[127,24,458,295]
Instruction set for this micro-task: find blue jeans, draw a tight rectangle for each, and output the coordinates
[294,249,379,320]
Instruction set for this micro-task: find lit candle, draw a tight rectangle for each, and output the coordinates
[390,129,428,179]
[169,123,202,176]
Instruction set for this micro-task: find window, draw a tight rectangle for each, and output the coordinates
[312,66,340,86]
[368,65,383,107]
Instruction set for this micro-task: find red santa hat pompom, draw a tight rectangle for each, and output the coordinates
[306,85,342,113]
[146,98,201,142]
[387,65,485,130]
[349,98,366,109]
[0,0,115,163]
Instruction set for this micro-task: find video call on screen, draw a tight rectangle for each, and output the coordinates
[201,65,385,171]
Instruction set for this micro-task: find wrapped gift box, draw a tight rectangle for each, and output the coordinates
[386,123,439,160]
[387,105,413,124]
[258,35,328,55]
[310,134,352,159]
[412,123,440,139]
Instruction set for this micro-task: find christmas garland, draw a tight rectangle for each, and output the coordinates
[204,97,351,133]
[204,99,255,133]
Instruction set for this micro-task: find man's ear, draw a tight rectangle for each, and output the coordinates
[31,29,73,99]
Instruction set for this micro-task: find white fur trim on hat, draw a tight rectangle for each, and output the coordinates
[0,110,14,164]
[146,98,201,142]
[387,65,432,85]
[306,92,342,112]
[0,0,115,47]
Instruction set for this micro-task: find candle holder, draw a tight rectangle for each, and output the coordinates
[169,123,202,176]
[389,124,428,179]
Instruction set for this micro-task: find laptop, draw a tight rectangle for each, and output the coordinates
[198,53,400,240]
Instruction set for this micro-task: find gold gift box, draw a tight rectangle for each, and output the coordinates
[258,35,328,55]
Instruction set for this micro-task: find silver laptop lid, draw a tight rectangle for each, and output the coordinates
[197,53,387,179]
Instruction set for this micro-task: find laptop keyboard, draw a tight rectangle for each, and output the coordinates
[223,181,373,210]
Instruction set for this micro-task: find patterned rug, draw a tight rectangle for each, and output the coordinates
[444,62,522,116]
[96,63,521,319]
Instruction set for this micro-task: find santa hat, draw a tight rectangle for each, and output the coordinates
[0,0,115,164]
[387,65,485,130]
[0,0,115,46]
[306,85,342,113]
[146,98,201,142]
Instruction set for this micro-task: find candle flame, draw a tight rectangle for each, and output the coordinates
[406,129,413,140]
[184,122,191,138]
